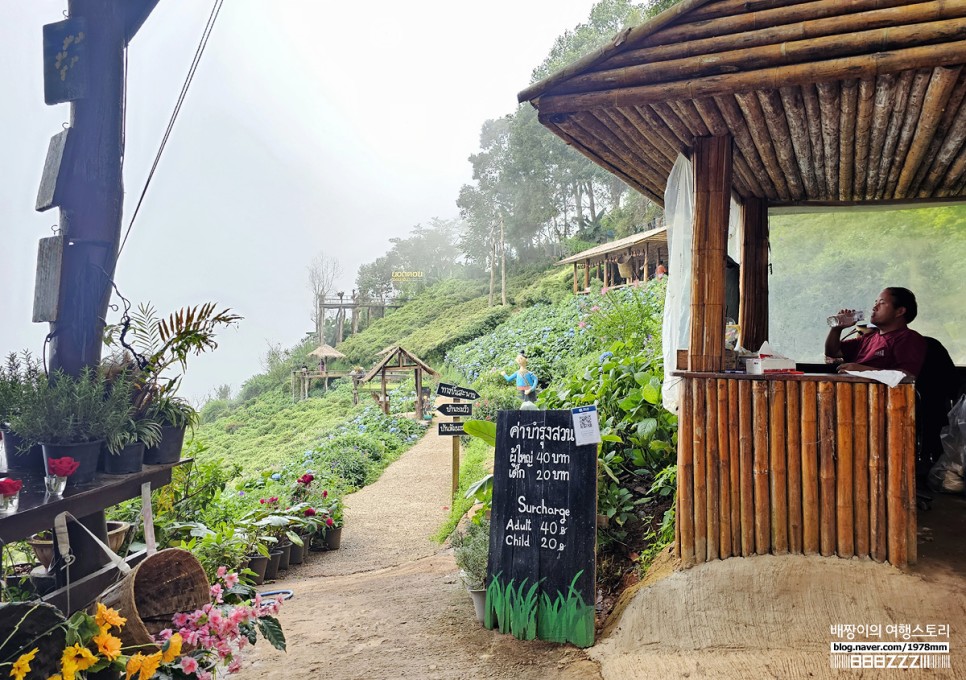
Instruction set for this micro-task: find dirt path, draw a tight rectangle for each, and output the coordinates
[238,422,600,680]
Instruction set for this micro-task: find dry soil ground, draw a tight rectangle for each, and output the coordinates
[239,423,966,680]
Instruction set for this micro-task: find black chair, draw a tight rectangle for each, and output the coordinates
[915,337,960,477]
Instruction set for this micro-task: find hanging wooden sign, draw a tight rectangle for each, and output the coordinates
[436,382,479,400]
[485,410,597,647]
[43,18,89,105]
[437,403,472,417]
[438,422,465,436]
[36,129,73,212]
[33,236,64,322]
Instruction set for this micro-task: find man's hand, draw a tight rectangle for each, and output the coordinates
[836,362,867,373]
[829,308,859,329]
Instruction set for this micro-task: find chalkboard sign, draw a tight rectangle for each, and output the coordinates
[485,410,596,647]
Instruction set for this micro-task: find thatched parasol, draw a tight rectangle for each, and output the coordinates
[309,344,345,360]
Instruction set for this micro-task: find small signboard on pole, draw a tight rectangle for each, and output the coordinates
[486,410,597,647]
[437,403,473,417]
[438,422,466,436]
[436,382,480,400]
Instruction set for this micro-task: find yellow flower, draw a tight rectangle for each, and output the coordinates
[92,629,123,661]
[95,602,127,631]
[60,643,96,680]
[125,654,144,680]
[138,652,162,680]
[47,675,63,680]
[160,633,183,663]
[10,647,38,680]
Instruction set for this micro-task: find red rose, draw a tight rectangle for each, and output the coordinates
[47,456,80,477]
[304,508,316,516]
[0,478,23,496]
[325,517,334,527]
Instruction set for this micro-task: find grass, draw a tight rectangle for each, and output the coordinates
[432,438,492,542]
[485,571,595,648]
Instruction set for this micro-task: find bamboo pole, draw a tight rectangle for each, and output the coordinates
[738,198,769,352]
[735,91,793,200]
[757,89,806,198]
[786,381,803,554]
[884,69,932,198]
[592,110,674,184]
[869,384,887,562]
[718,378,732,559]
[678,379,695,566]
[689,0,815,22]
[897,66,962,197]
[753,381,770,555]
[733,153,765,198]
[573,263,578,294]
[921,82,966,196]
[714,95,780,199]
[651,102,697,146]
[729,379,742,556]
[802,381,819,554]
[739,380,755,556]
[875,70,916,199]
[818,381,836,557]
[536,42,966,116]
[584,259,590,290]
[802,84,830,198]
[599,0,964,70]
[604,109,677,171]
[853,78,876,199]
[570,112,669,189]
[903,384,918,565]
[835,382,855,557]
[778,86,819,197]
[853,383,870,558]
[706,379,720,561]
[816,82,841,202]
[693,378,708,564]
[886,386,908,568]
[625,106,686,160]
[769,381,788,554]
[839,79,859,201]
[912,70,966,195]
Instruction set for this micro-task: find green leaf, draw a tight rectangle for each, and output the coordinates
[636,418,658,440]
[258,615,287,651]
[618,393,642,411]
[463,419,496,447]
[601,434,623,443]
[641,377,662,404]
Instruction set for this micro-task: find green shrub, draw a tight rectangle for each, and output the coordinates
[452,519,490,590]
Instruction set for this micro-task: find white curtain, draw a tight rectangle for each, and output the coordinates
[661,155,694,415]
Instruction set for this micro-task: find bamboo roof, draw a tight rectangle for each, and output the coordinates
[520,0,966,206]
[308,344,345,359]
[361,346,439,383]
[556,225,667,266]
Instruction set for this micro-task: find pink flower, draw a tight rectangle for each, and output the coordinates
[172,612,189,628]
[224,572,239,588]
[590,305,600,312]
[228,659,242,673]
[197,670,213,680]
[601,286,609,294]
[216,566,228,579]
[210,583,224,603]
[578,321,587,329]
[180,656,199,674]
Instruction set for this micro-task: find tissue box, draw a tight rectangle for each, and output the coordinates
[744,356,796,374]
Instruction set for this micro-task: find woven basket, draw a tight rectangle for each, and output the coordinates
[97,548,209,651]
[0,602,67,676]
[29,521,130,569]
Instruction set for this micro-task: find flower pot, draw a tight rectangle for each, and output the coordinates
[27,521,130,569]
[103,442,144,475]
[42,441,103,486]
[246,554,269,585]
[264,550,283,581]
[277,542,292,571]
[144,425,186,465]
[468,589,486,625]
[1,428,44,475]
[326,526,343,550]
[288,540,305,565]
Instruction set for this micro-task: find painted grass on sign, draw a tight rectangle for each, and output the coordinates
[485,571,595,647]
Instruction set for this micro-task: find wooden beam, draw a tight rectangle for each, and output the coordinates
[883,69,932,198]
[688,136,732,373]
[739,197,769,351]
[897,66,962,197]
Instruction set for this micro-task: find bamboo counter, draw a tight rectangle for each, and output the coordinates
[673,372,916,569]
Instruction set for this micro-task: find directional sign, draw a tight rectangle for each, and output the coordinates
[437,403,473,417]
[438,422,466,436]
[436,382,479,400]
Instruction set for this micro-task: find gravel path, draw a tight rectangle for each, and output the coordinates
[238,418,601,680]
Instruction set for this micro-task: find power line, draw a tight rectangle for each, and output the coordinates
[117,0,225,259]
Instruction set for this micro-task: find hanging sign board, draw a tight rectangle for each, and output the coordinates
[485,410,597,647]
[36,128,73,212]
[43,18,89,105]
[436,382,479,400]
[33,235,64,322]
[437,403,472,417]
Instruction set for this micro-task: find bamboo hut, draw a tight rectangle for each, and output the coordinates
[521,0,966,569]
[292,344,348,400]
[360,346,439,419]
[557,225,669,292]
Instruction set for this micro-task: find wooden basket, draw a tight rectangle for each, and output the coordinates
[97,548,209,651]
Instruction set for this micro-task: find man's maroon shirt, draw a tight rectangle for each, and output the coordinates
[841,327,927,377]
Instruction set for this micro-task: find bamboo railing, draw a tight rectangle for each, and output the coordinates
[675,373,917,568]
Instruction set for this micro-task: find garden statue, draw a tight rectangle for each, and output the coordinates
[501,353,538,406]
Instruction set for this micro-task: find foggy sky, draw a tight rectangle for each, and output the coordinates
[0,0,597,401]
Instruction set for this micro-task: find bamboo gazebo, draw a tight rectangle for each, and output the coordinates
[556,224,668,292]
[521,0,966,570]
[360,346,439,419]
[292,344,348,400]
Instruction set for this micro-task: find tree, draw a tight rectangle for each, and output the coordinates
[308,254,343,341]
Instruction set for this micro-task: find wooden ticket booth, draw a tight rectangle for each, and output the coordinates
[519,0,966,569]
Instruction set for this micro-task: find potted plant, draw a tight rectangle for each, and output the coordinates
[322,495,344,550]
[0,351,44,474]
[452,519,490,625]
[144,395,198,464]
[8,368,132,485]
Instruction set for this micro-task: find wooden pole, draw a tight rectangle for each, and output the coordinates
[414,368,423,420]
[689,136,732,372]
[835,383,855,557]
[693,378,708,563]
[738,380,754,556]
[786,381,803,553]
[801,381,819,554]
[585,259,591,290]
[678,379,695,566]
[886,386,908,568]
[903,384,918,565]
[818,381,836,557]
[853,383,871,557]
[769,381,788,553]
[739,198,769,351]
[717,379,731,559]
[869,384,887,562]
[706,379,720,561]
[752,381,770,555]
[452,397,461,498]
[728,379,741,556]
[573,263,579,294]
